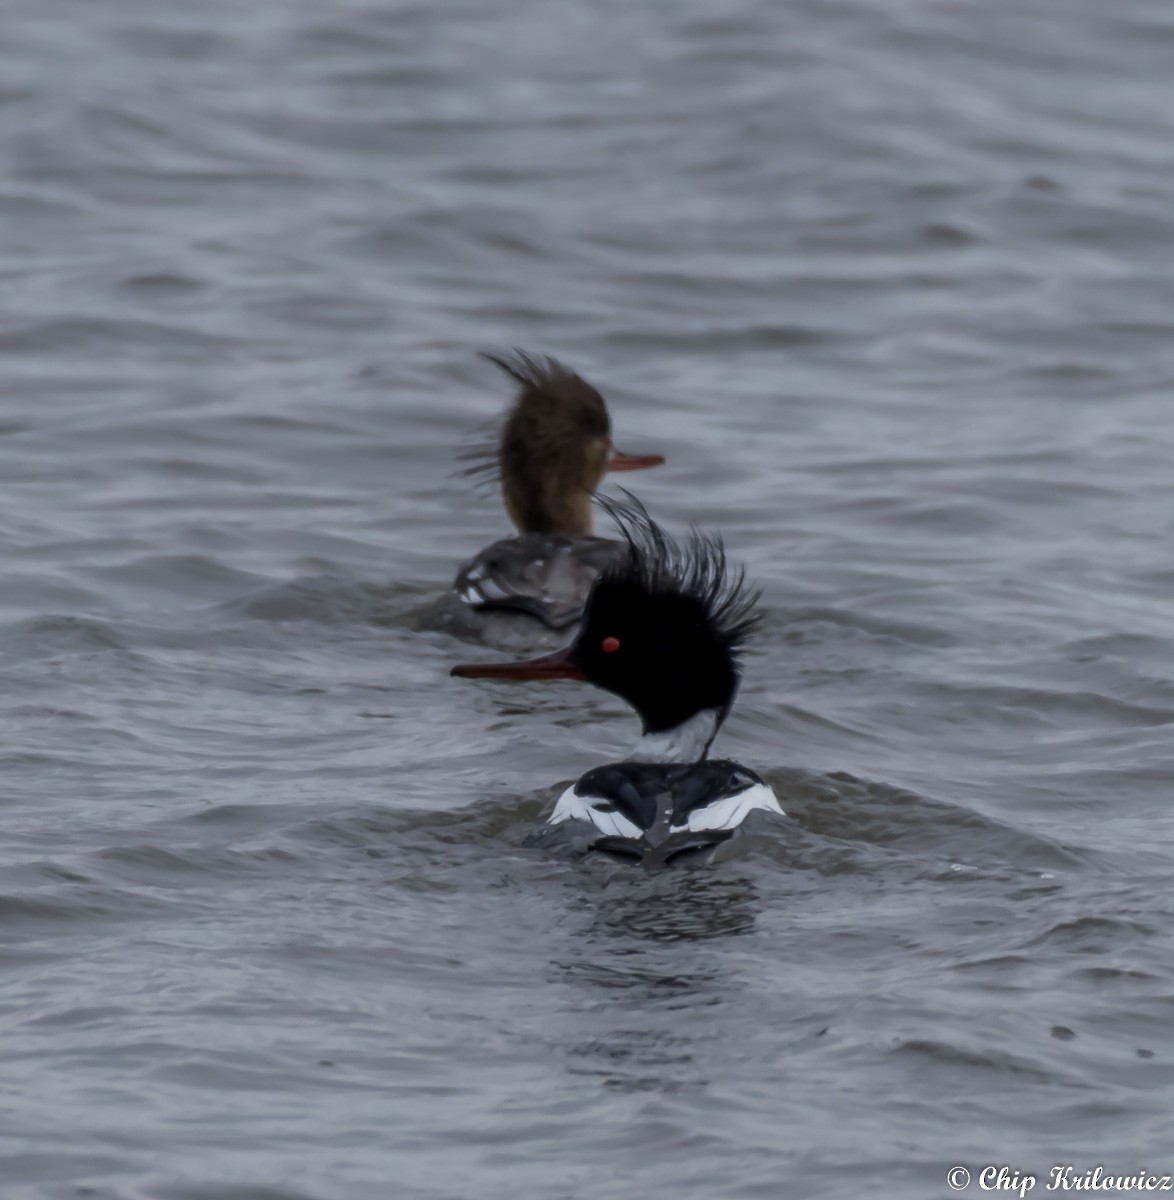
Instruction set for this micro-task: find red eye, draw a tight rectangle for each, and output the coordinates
[601,637,621,654]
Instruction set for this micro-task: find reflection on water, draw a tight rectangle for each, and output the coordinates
[589,873,761,943]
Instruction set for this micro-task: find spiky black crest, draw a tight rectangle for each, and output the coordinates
[596,491,762,662]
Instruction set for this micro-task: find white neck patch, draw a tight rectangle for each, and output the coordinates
[627,708,722,764]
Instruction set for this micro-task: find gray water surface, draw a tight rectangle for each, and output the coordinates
[3,1,1174,1197]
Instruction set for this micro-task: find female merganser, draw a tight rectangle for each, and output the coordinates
[420,351,664,651]
[451,497,786,867]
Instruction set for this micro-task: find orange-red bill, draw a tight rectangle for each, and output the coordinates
[606,446,665,472]
[450,646,587,682]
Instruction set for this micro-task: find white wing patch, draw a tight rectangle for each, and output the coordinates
[458,563,486,606]
[678,782,785,833]
[549,784,642,840]
[549,780,784,839]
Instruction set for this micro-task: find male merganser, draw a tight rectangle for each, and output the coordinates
[451,497,786,867]
[419,351,664,651]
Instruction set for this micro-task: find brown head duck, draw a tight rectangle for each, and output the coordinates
[419,350,663,652]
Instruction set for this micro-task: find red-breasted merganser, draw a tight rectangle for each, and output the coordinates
[451,496,786,867]
[419,351,664,652]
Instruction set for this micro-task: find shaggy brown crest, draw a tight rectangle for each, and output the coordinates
[461,350,612,536]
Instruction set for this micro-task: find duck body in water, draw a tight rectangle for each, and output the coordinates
[452,496,787,867]
[419,351,663,653]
